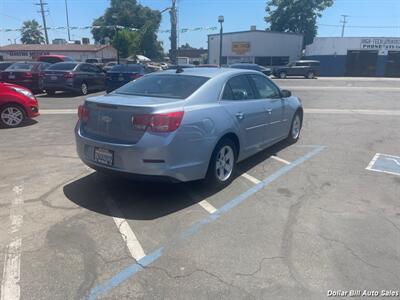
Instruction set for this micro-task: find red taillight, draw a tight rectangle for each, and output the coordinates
[64,72,75,79]
[78,105,89,122]
[23,72,33,78]
[132,111,184,132]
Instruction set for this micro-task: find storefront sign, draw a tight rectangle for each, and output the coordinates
[232,42,250,55]
[361,38,400,51]
[6,50,50,59]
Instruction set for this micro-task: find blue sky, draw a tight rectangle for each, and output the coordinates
[1,0,399,49]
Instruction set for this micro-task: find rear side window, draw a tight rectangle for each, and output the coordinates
[111,65,143,72]
[250,74,281,99]
[115,74,209,99]
[47,63,77,71]
[6,63,35,71]
[222,75,255,100]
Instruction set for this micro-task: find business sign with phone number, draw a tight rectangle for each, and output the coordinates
[361,38,400,50]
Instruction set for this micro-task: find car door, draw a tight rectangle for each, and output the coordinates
[78,64,95,89]
[249,74,286,144]
[91,65,105,89]
[221,75,268,154]
[292,62,308,76]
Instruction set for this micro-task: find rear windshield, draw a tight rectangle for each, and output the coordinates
[111,65,143,72]
[6,63,36,71]
[114,74,209,99]
[0,63,12,71]
[47,63,77,71]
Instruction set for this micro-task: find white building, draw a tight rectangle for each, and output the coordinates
[208,27,303,66]
[0,44,117,62]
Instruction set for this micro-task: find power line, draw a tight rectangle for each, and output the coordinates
[35,0,49,44]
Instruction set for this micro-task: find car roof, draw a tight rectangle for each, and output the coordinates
[230,63,257,66]
[160,67,259,78]
[39,54,68,58]
[296,60,320,63]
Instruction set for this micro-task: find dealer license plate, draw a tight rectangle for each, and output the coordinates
[94,147,114,166]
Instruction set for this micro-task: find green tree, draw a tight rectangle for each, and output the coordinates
[265,0,334,46]
[113,29,140,58]
[91,0,163,59]
[20,20,45,44]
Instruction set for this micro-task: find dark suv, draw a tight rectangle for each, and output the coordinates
[43,62,106,95]
[272,60,320,79]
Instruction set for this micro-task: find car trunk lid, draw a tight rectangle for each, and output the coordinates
[81,94,184,144]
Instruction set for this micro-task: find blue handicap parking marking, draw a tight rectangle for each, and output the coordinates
[366,153,400,176]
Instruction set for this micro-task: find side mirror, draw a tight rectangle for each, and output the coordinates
[281,89,292,98]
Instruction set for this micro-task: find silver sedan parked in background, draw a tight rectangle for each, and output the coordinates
[75,68,303,187]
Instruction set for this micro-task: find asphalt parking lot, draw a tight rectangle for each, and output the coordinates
[1,77,400,300]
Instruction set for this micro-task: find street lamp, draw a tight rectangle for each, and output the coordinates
[218,15,224,67]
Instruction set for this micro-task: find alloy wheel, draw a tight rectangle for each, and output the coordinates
[1,106,24,127]
[215,145,235,182]
[291,114,301,140]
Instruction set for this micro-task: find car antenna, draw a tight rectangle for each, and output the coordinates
[176,65,184,74]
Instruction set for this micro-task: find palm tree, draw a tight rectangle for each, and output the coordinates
[20,20,45,44]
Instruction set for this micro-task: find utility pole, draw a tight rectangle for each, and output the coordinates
[36,0,49,44]
[65,0,71,41]
[340,15,349,37]
[170,0,178,64]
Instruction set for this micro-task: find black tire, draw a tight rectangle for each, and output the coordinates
[80,82,88,95]
[287,111,303,143]
[46,90,56,96]
[306,71,315,79]
[0,104,26,128]
[205,138,237,188]
[279,71,287,79]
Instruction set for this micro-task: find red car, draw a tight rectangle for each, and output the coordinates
[37,55,74,64]
[0,82,39,128]
[0,61,51,93]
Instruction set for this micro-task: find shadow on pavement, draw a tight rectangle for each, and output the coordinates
[0,118,38,129]
[63,139,293,220]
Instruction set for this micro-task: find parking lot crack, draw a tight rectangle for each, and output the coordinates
[135,263,256,299]
[234,256,285,277]
[297,230,400,281]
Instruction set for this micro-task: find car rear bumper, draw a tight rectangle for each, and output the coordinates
[75,123,212,182]
[43,82,79,92]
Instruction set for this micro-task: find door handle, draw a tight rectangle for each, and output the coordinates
[266,108,272,114]
[236,112,244,120]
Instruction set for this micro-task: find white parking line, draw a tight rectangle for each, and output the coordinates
[106,198,146,261]
[281,86,400,91]
[184,187,217,214]
[305,108,400,116]
[241,173,261,184]
[1,186,24,300]
[271,155,291,165]
[198,200,217,214]
[40,109,76,115]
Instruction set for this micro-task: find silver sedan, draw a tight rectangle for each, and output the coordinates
[75,68,303,186]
